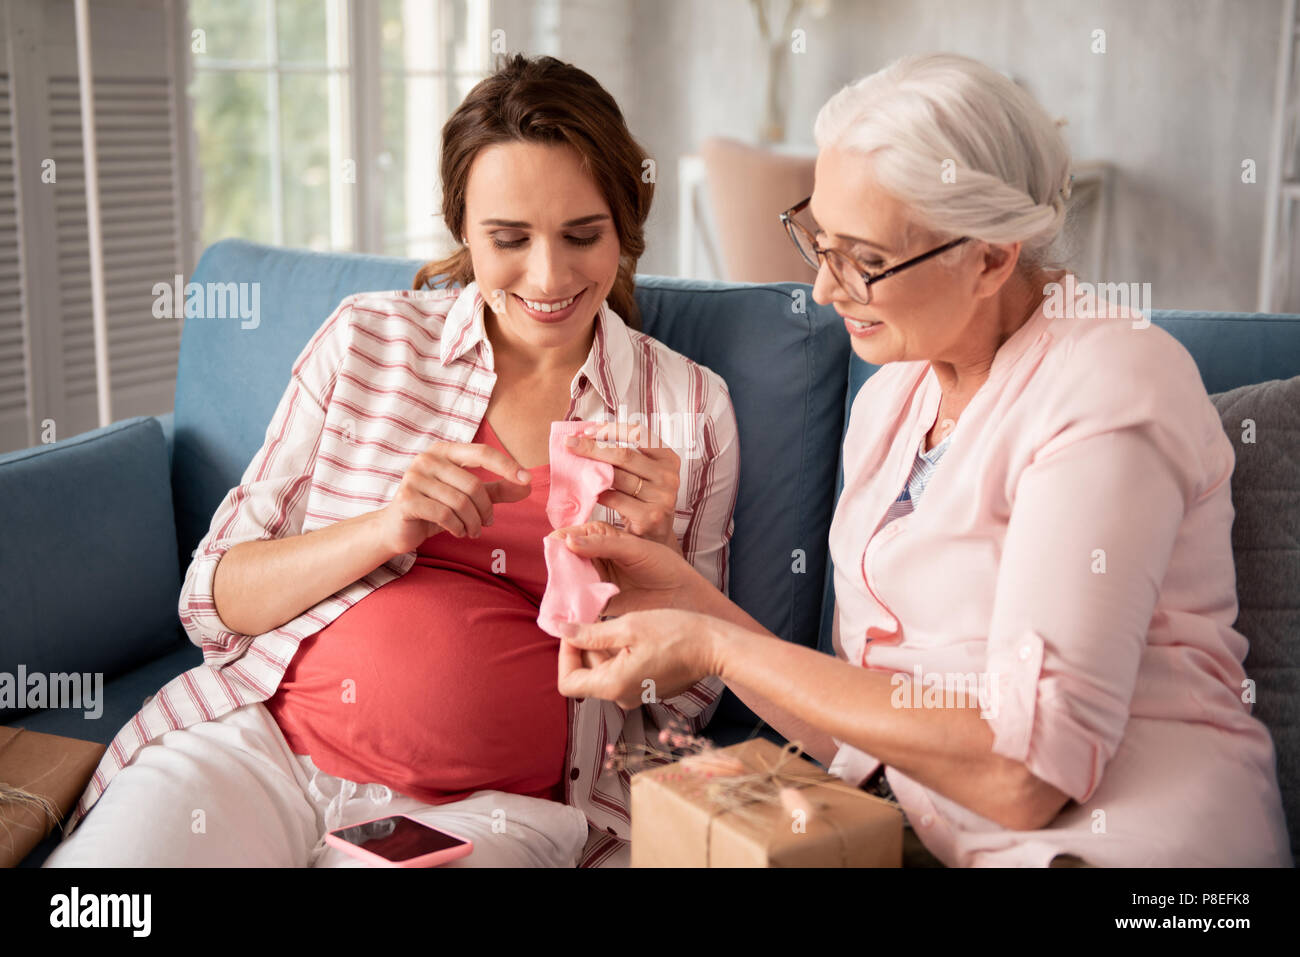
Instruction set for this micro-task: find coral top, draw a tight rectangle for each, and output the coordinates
[265,417,567,805]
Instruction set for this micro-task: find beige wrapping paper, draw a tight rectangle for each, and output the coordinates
[631,737,903,867]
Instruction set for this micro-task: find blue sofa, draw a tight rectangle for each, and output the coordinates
[4,238,1297,866]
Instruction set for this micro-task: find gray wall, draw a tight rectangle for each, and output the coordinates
[516,0,1292,313]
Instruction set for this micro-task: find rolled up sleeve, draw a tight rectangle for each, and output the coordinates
[179,297,354,666]
[983,327,1217,805]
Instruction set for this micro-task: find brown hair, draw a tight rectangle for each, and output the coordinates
[412,54,654,331]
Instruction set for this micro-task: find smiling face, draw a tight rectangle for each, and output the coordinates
[464,140,622,361]
[809,146,986,366]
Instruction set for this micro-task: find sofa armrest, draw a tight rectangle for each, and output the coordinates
[0,416,183,721]
[155,411,175,473]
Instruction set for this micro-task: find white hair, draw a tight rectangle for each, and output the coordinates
[813,52,1073,270]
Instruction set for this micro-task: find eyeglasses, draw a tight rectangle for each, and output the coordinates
[779,196,970,305]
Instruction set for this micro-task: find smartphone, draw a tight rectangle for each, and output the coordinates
[323,813,474,868]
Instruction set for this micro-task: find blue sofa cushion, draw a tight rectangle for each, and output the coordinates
[1209,375,1300,860]
[1150,313,1300,395]
[634,278,849,729]
[0,416,182,721]
[633,278,847,640]
[172,240,427,567]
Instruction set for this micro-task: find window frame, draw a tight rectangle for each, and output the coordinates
[185,0,494,260]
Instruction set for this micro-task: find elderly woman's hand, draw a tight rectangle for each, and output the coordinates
[549,520,714,618]
[555,609,721,710]
[562,422,683,553]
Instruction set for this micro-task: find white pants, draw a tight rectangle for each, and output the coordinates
[43,702,590,868]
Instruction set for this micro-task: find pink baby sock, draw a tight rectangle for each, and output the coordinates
[545,420,615,528]
[537,420,621,638]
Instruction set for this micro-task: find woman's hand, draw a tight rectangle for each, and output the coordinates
[555,609,721,710]
[550,520,712,617]
[563,422,683,552]
[375,441,534,555]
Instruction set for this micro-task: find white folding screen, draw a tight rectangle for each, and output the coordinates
[0,32,27,453]
[0,0,192,454]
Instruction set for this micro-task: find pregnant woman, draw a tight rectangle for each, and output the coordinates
[551,52,1292,867]
[46,55,739,869]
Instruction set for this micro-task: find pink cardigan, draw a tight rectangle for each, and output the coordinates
[826,284,1292,867]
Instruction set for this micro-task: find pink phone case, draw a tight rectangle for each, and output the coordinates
[322,813,475,868]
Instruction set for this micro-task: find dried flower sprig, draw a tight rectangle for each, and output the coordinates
[604,717,724,774]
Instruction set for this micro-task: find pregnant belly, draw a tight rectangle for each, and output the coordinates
[265,562,568,804]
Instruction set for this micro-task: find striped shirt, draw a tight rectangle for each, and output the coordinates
[860,431,951,821]
[63,281,741,868]
[878,432,952,529]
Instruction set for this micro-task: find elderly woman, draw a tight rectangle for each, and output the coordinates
[553,52,1292,867]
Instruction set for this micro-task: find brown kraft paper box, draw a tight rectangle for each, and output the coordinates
[0,726,106,866]
[631,737,903,867]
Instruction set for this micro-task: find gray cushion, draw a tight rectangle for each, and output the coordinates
[1209,375,1300,861]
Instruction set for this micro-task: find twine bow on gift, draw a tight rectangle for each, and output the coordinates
[670,740,892,868]
[613,723,900,867]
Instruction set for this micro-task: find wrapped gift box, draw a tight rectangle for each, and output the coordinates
[0,726,105,867]
[631,737,903,867]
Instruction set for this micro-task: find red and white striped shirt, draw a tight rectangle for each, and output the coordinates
[64,281,741,867]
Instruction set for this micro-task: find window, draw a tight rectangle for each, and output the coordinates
[187,0,492,262]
